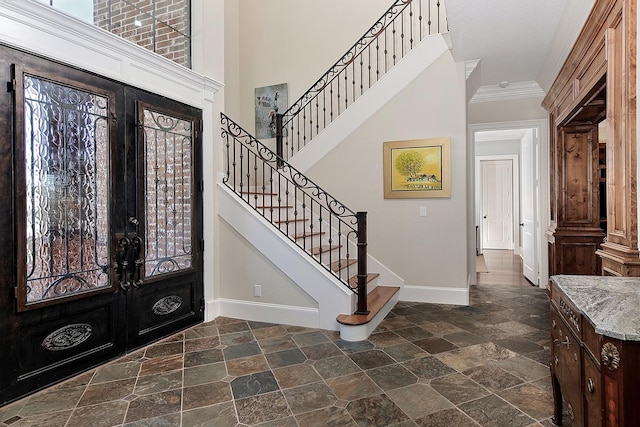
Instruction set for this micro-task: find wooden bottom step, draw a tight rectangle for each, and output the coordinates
[336,286,399,326]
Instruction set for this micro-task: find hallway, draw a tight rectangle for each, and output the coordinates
[0,250,558,426]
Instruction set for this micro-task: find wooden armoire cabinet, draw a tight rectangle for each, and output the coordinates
[547,123,605,276]
[543,0,638,277]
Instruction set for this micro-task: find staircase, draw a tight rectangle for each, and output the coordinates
[219,115,402,341]
[219,0,448,340]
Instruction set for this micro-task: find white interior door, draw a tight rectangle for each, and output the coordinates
[521,132,538,284]
[481,160,513,250]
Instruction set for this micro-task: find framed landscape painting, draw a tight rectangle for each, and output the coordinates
[383,137,451,198]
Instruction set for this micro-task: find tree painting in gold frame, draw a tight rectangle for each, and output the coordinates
[383,137,451,198]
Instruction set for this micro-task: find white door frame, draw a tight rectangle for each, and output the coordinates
[477,155,519,253]
[469,119,550,289]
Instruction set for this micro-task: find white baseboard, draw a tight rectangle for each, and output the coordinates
[208,298,326,330]
[204,299,220,323]
[400,285,469,306]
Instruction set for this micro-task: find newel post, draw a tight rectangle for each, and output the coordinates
[355,211,369,315]
[275,113,283,168]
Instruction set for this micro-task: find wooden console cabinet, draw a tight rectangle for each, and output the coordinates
[550,276,640,426]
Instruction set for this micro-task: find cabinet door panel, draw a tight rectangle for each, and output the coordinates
[583,353,602,427]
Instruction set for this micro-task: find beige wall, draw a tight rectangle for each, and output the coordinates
[232,0,391,133]
[219,220,316,307]
[218,0,469,305]
[307,52,468,289]
[468,97,547,124]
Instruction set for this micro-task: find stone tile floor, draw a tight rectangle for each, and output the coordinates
[0,250,565,426]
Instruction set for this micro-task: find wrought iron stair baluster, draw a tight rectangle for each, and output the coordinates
[221,113,368,313]
[274,0,447,161]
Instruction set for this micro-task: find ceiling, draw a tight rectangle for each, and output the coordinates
[445,0,596,99]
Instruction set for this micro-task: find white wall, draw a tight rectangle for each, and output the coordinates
[306,52,468,301]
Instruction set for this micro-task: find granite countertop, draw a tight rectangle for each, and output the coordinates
[551,275,640,341]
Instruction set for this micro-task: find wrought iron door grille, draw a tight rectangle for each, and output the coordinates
[23,74,110,303]
[143,107,194,277]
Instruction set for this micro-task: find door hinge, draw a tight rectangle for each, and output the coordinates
[200,238,205,251]
[199,180,204,193]
[7,79,16,92]
[13,286,18,299]
[200,297,205,312]
[195,120,203,138]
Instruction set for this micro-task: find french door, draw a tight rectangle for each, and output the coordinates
[0,46,203,404]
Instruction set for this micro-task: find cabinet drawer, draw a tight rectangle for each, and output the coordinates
[582,318,601,365]
[551,282,582,339]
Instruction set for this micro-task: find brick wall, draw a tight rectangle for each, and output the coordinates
[93,0,190,67]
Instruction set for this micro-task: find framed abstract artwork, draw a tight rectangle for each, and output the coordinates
[255,83,288,139]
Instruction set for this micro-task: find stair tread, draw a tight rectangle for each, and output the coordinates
[311,244,341,255]
[274,218,308,224]
[348,273,379,288]
[241,191,278,195]
[330,258,357,272]
[336,286,400,326]
[293,231,326,239]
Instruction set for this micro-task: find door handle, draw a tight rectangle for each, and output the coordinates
[483,215,487,219]
[115,218,144,291]
[130,233,143,288]
[519,223,525,226]
[115,234,132,291]
[554,337,570,349]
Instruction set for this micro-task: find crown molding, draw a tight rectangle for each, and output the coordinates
[536,0,596,92]
[465,59,481,79]
[469,80,545,103]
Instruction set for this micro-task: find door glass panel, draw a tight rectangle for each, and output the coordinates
[143,108,193,277]
[24,75,110,304]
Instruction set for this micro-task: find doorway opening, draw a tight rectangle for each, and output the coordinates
[471,120,549,288]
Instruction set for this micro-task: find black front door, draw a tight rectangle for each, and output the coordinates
[0,46,204,404]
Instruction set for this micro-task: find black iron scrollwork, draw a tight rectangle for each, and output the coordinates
[115,217,144,291]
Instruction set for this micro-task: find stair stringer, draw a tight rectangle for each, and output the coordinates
[218,180,355,331]
[289,33,451,173]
